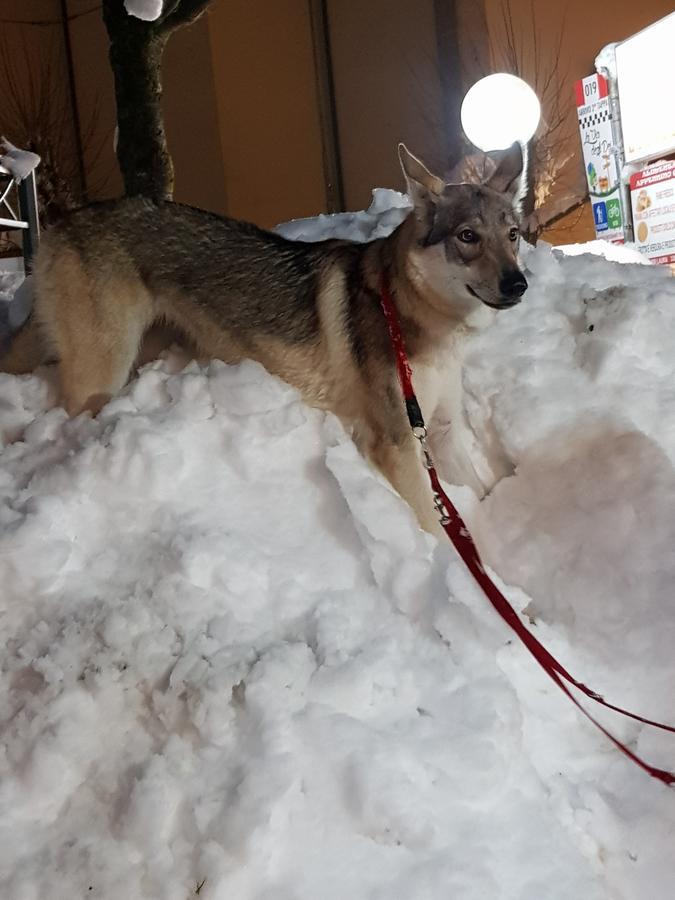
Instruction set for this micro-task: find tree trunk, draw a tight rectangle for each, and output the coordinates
[104,7,172,200]
[102,0,212,199]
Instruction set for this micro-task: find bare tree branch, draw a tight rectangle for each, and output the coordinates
[455,0,586,240]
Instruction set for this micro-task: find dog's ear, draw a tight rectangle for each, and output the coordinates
[398,143,446,240]
[484,142,527,213]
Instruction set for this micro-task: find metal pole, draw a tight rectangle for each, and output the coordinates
[432,0,464,172]
[60,0,87,199]
[308,0,344,213]
[17,171,40,274]
[596,45,632,242]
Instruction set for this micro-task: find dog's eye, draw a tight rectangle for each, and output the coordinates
[509,227,520,242]
[457,229,478,243]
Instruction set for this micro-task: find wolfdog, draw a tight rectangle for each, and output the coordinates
[1,144,527,533]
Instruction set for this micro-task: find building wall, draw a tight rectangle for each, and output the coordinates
[66,0,122,200]
[163,14,227,214]
[327,0,445,211]
[482,0,675,244]
[7,1,675,240]
[206,0,326,228]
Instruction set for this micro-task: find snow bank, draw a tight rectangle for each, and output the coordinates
[275,188,411,243]
[0,139,40,184]
[124,0,163,21]
[554,238,652,265]
[1,235,675,898]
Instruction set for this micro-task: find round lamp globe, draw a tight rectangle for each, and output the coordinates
[461,74,541,152]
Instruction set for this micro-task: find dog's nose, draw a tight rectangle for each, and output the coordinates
[499,270,528,299]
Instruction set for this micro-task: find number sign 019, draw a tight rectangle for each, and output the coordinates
[575,73,623,242]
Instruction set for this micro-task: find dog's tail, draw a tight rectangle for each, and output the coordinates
[0,317,47,374]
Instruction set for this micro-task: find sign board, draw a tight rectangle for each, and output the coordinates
[616,12,675,164]
[630,160,675,265]
[575,73,624,242]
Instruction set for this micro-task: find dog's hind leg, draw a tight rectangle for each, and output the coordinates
[56,314,148,416]
[37,249,154,416]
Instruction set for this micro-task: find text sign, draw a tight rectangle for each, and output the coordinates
[630,160,675,265]
[575,73,623,242]
[616,12,675,164]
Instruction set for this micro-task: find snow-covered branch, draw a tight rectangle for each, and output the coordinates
[124,0,163,21]
[0,138,40,183]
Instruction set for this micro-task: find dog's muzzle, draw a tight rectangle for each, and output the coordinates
[466,280,527,310]
[497,270,528,306]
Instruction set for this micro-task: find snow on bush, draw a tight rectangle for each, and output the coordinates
[124,0,164,22]
[1,240,675,898]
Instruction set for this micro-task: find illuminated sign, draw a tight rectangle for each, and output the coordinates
[630,160,675,265]
[616,12,675,163]
[575,73,624,242]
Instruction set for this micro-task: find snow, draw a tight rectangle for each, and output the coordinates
[0,266,28,357]
[275,188,412,242]
[124,0,164,22]
[1,204,675,898]
[0,139,40,183]
[554,238,651,265]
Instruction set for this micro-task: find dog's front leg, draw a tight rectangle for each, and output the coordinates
[369,435,443,536]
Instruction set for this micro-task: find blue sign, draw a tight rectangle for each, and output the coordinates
[593,201,608,232]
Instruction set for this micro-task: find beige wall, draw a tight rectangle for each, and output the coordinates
[66,0,122,200]
[206,0,326,227]
[328,0,445,210]
[163,14,227,213]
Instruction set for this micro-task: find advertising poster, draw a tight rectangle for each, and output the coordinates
[616,12,675,164]
[630,160,675,265]
[575,73,624,242]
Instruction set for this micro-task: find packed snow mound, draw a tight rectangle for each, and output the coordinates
[0,138,40,183]
[276,188,412,243]
[555,238,652,265]
[2,242,675,898]
[124,0,163,21]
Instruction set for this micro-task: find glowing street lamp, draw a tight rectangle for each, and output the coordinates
[460,74,541,152]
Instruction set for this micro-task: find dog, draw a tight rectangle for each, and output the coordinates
[1,143,527,533]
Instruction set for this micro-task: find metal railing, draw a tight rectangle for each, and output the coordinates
[0,165,40,273]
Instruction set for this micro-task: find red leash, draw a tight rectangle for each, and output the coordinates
[379,272,675,785]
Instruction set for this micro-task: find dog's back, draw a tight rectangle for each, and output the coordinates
[46,197,334,342]
[18,197,367,416]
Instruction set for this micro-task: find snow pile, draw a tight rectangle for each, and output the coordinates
[555,238,651,265]
[0,267,23,309]
[2,237,675,897]
[276,188,412,243]
[0,138,40,184]
[124,0,163,21]
[0,266,27,354]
